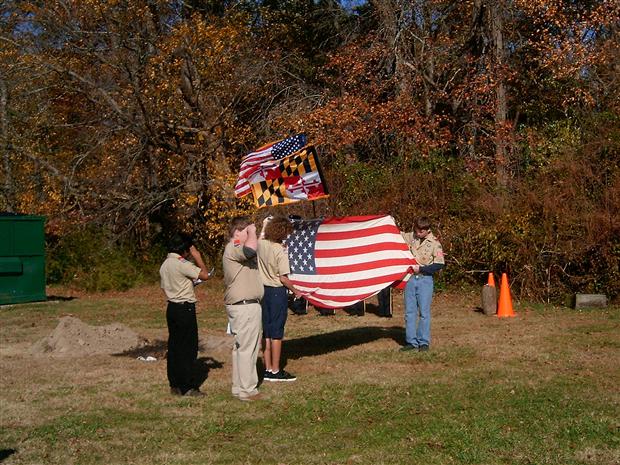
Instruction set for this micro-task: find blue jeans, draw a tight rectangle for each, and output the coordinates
[404,275,434,347]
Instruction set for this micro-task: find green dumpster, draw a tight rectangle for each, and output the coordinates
[0,214,46,305]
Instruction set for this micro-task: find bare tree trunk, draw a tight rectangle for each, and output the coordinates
[490,0,509,188]
[422,3,435,117]
[0,73,14,212]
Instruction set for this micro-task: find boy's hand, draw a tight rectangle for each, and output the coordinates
[189,245,202,260]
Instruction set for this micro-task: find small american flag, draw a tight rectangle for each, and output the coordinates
[234,134,307,198]
[285,215,417,308]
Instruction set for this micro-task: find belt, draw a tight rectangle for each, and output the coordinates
[168,301,196,308]
[231,299,260,306]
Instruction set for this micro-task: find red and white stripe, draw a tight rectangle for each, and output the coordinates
[289,215,417,308]
[234,143,275,197]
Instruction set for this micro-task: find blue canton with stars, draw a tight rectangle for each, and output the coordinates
[272,134,307,160]
[285,219,321,275]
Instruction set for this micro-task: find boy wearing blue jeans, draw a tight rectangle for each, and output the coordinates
[400,217,445,352]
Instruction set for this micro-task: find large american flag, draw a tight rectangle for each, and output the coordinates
[234,134,307,198]
[285,215,417,308]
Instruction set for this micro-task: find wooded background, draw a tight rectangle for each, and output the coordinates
[1,0,618,301]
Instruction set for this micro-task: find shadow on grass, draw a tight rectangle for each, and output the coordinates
[0,449,16,462]
[195,356,224,387]
[112,340,224,386]
[47,295,77,302]
[114,339,169,359]
[283,325,404,365]
[113,340,219,360]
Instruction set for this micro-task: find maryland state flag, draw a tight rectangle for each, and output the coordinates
[247,146,329,208]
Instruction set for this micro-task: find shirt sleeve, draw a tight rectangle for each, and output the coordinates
[229,244,247,262]
[401,231,413,248]
[179,260,201,279]
[419,263,444,275]
[276,245,291,276]
[243,246,257,259]
[432,242,445,265]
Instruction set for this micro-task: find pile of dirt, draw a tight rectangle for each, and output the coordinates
[31,316,147,357]
[201,334,231,353]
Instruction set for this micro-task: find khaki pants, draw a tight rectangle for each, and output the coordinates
[226,302,262,398]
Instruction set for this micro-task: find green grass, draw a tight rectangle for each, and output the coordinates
[4,377,616,464]
[1,285,618,465]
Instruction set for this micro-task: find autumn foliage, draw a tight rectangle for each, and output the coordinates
[1,1,618,300]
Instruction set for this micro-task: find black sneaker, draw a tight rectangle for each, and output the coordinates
[418,345,429,352]
[399,344,418,352]
[263,371,276,382]
[271,370,297,382]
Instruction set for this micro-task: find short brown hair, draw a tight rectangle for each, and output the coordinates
[263,216,292,243]
[228,216,253,238]
[414,216,431,231]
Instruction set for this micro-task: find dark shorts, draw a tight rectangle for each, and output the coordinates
[262,286,288,339]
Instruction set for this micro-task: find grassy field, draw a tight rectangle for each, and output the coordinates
[1,280,619,465]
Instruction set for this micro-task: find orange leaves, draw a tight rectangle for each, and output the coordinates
[514,0,619,81]
[3,0,618,250]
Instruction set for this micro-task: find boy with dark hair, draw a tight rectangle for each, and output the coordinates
[160,233,210,396]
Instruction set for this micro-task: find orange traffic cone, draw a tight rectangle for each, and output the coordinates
[497,273,516,317]
[487,272,496,287]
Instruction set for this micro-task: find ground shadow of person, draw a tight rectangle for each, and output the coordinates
[281,326,404,368]
[113,339,168,359]
[46,295,76,302]
[114,340,222,390]
[114,340,222,365]
[0,449,16,462]
[194,356,224,388]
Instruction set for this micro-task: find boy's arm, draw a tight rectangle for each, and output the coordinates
[189,246,210,280]
[244,224,258,252]
[279,274,303,298]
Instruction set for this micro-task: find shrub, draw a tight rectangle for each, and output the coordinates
[46,226,164,292]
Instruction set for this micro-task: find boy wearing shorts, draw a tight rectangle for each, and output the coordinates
[258,216,302,382]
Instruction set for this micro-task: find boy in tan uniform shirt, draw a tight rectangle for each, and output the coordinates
[257,216,302,382]
[160,234,210,396]
[222,216,265,401]
[400,216,445,352]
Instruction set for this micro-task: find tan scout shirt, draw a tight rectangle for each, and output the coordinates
[222,241,264,305]
[402,231,445,267]
[258,239,291,287]
[159,253,201,303]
